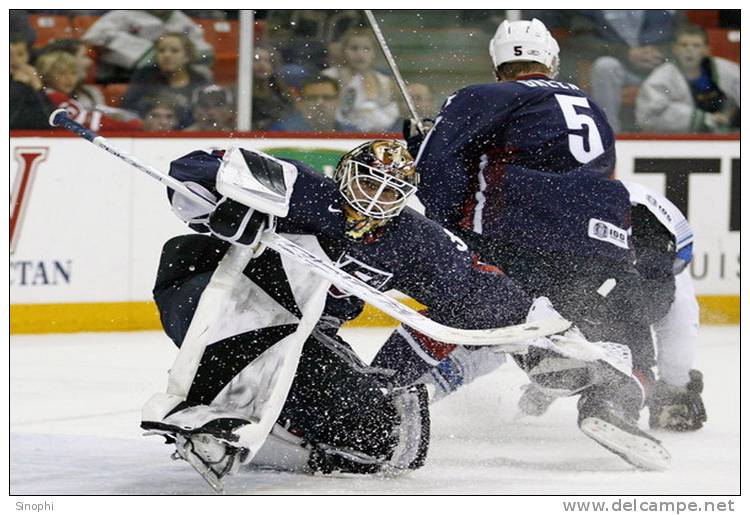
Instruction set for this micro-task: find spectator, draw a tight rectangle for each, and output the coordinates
[269,75,356,133]
[265,10,366,71]
[82,9,213,83]
[10,11,36,47]
[406,82,436,119]
[251,45,295,130]
[121,32,208,128]
[36,51,142,131]
[324,11,368,68]
[185,84,235,131]
[38,39,104,110]
[266,10,330,72]
[387,82,437,133]
[636,24,740,133]
[563,10,682,132]
[10,33,53,129]
[322,28,399,132]
[141,93,184,131]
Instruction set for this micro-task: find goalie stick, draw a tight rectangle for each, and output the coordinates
[48,108,570,347]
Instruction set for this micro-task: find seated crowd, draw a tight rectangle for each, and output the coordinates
[10,9,739,134]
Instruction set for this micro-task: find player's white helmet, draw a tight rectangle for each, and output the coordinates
[335,140,419,219]
[489,18,560,78]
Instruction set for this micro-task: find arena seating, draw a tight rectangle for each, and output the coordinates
[103,83,129,107]
[29,14,73,46]
[71,14,99,39]
[707,28,740,63]
[196,18,267,84]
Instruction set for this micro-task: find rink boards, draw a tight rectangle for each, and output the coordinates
[9,132,740,333]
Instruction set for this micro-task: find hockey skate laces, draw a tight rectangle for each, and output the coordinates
[340,160,417,219]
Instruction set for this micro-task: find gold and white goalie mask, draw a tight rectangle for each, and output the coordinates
[335,140,419,220]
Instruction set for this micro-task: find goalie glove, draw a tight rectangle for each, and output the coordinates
[648,369,707,431]
[208,196,276,249]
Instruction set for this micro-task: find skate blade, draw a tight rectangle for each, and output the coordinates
[579,417,671,471]
[180,450,225,494]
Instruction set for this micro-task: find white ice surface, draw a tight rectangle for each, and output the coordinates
[10,326,739,495]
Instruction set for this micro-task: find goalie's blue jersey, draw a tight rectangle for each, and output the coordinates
[164,149,532,331]
[416,75,631,262]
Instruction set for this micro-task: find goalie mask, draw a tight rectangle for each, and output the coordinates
[335,140,419,220]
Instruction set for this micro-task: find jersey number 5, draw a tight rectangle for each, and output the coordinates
[554,94,605,164]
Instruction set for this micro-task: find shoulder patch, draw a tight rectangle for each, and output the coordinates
[588,218,630,249]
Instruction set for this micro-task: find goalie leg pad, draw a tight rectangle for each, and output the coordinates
[306,383,430,474]
[389,383,430,471]
[274,329,430,474]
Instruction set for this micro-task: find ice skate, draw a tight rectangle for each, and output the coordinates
[577,388,671,471]
[171,432,249,494]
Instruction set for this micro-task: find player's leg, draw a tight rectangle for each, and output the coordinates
[649,270,706,431]
[544,265,672,470]
[492,249,671,469]
[146,234,330,486]
[273,326,430,473]
[371,323,456,386]
[371,315,507,402]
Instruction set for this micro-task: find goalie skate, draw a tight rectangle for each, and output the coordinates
[171,433,249,494]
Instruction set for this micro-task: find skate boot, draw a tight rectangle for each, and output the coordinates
[142,406,253,494]
[577,382,671,471]
[171,431,250,493]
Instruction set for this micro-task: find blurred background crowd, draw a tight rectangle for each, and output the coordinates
[10,9,740,134]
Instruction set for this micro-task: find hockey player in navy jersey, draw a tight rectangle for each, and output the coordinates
[409,181,706,434]
[519,182,707,432]
[374,19,672,470]
[142,139,637,489]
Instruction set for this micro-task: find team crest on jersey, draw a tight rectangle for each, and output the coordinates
[11,147,49,254]
[587,218,629,249]
[329,254,393,298]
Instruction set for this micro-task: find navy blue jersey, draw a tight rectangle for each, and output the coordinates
[416,76,631,262]
[166,149,532,331]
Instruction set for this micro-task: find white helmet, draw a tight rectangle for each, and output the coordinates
[489,18,560,78]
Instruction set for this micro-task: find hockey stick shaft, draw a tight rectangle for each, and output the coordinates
[49,109,570,346]
[364,10,425,134]
[48,110,216,211]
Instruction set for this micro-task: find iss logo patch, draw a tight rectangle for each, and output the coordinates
[587,218,629,249]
